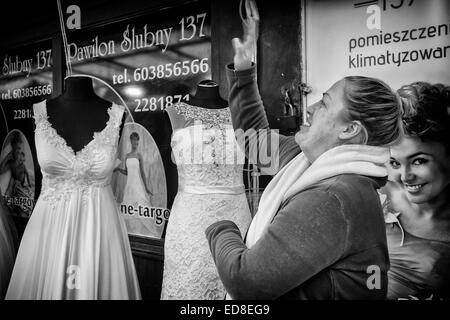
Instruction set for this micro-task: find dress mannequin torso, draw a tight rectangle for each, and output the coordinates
[160,79,252,300]
[45,76,125,153]
[187,80,227,109]
[166,80,228,131]
[7,77,141,300]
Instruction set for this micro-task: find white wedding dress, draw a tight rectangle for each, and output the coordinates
[160,102,252,300]
[121,157,163,238]
[123,157,151,207]
[6,101,141,300]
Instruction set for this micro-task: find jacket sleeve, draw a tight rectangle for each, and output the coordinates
[205,189,348,299]
[226,64,301,175]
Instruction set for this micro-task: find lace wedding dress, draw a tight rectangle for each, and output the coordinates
[160,102,252,300]
[6,101,141,300]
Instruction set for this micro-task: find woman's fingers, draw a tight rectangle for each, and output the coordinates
[241,1,259,45]
[249,0,260,39]
[247,0,260,21]
[233,0,258,70]
[245,0,252,19]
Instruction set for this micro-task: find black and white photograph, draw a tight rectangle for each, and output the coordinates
[0,0,449,315]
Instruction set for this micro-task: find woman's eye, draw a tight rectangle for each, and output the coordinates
[389,160,400,169]
[412,158,428,165]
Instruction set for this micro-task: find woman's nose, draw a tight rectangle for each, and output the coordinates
[305,103,318,120]
[400,165,415,183]
[307,102,318,113]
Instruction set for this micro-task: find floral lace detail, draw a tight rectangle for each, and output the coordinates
[174,102,232,128]
[161,192,251,299]
[172,126,245,189]
[33,102,123,159]
[33,101,124,207]
[40,174,110,208]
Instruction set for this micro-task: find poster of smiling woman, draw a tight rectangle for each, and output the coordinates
[112,122,169,239]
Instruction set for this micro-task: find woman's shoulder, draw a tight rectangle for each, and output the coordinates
[312,174,383,205]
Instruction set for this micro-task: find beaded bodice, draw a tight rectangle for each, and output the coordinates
[170,103,245,193]
[33,101,124,204]
[173,102,232,128]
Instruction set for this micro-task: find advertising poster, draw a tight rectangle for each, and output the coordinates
[305,0,450,104]
[0,39,53,219]
[0,104,7,144]
[112,123,169,238]
[0,130,35,217]
[62,0,211,238]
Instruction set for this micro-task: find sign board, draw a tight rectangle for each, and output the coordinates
[0,39,53,218]
[305,0,450,104]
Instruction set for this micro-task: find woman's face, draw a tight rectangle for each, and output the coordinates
[12,141,23,151]
[294,79,349,162]
[388,136,450,204]
[130,137,139,149]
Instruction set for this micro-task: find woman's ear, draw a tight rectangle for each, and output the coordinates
[338,120,368,144]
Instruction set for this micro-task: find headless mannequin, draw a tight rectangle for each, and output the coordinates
[188,80,228,109]
[45,77,125,153]
[166,80,228,131]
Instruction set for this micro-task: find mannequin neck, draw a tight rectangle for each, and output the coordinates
[190,82,227,109]
[194,85,221,101]
[61,77,97,100]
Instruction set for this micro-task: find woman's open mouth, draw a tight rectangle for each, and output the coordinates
[404,183,426,193]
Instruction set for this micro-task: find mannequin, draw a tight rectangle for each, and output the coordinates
[166,80,229,131]
[188,80,228,109]
[6,77,141,299]
[45,76,125,153]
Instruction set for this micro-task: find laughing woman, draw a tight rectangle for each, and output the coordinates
[383,82,450,299]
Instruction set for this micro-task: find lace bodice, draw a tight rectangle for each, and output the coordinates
[169,103,246,193]
[33,101,124,205]
[172,102,232,128]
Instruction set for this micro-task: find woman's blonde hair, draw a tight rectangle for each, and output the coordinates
[343,76,402,146]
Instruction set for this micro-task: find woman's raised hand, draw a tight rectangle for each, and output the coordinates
[232,0,259,71]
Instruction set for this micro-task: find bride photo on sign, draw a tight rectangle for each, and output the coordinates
[113,123,167,239]
[115,131,153,207]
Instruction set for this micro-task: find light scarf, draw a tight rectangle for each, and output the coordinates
[245,144,390,247]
